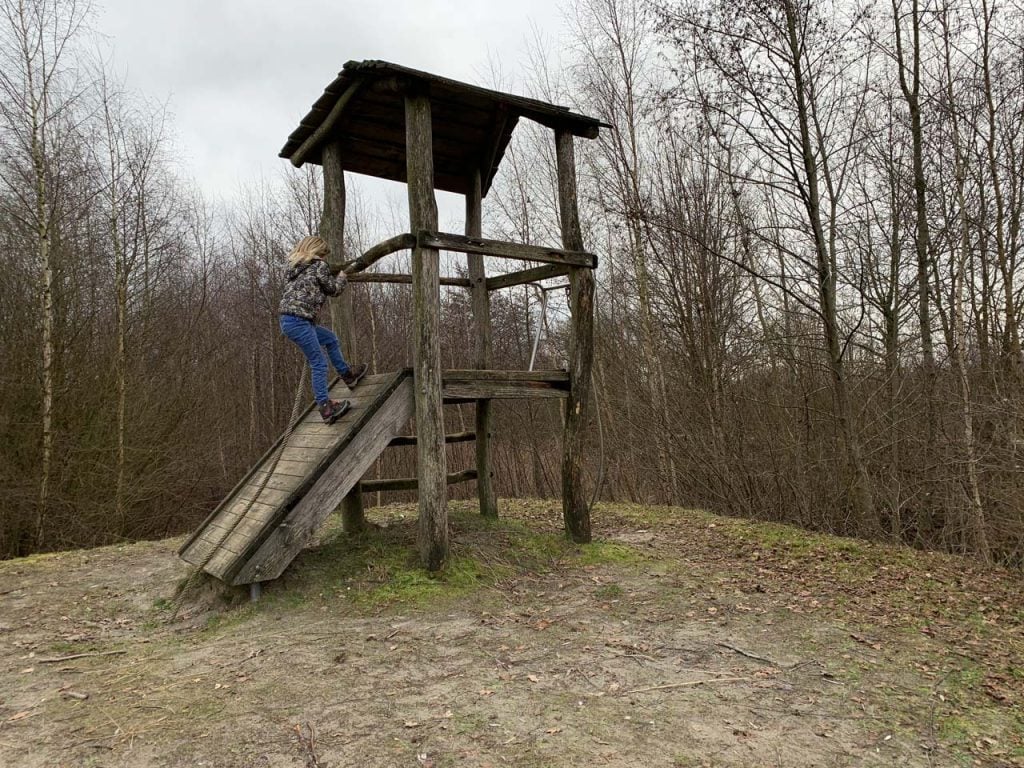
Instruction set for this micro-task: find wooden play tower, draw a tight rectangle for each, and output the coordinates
[179,60,605,586]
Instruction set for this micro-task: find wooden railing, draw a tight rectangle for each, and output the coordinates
[338,230,595,292]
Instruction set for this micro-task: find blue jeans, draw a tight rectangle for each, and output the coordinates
[279,314,351,404]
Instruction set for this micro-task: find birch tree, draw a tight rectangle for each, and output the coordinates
[0,0,91,547]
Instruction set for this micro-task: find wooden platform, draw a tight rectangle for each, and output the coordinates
[178,369,569,586]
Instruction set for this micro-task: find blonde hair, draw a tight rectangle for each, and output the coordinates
[287,235,330,267]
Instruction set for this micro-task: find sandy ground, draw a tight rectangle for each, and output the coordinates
[0,500,1021,767]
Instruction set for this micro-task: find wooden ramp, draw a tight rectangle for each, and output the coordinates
[178,371,414,586]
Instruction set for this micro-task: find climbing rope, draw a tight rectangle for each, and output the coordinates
[171,368,309,617]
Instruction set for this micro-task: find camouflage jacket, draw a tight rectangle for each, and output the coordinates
[278,259,347,321]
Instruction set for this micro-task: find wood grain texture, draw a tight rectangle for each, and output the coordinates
[347,272,470,288]
[466,167,497,519]
[321,150,365,560]
[406,92,449,571]
[442,382,569,400]
[179,374,405,574]
[359,468,477,493]
[486,264,571,291]
[230,377,415,584]
[291,80,363,167]
[342,233,416,274]
[556,129,595,544]
[177,395,323,557]
[442,370,570,382]
[221,372,409,582]
[418,231,596,269]
[388,430,475,447]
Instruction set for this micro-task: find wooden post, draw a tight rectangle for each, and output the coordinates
[321,140,366,535]
[466,167,498,518]
[555,129,594,543]
[406,91,448,570]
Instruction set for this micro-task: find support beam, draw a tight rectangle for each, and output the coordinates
[348,272,471,288]
[417,231,597,269]
[360,469,477,494]
[442,369,569,400]
[466,167,498,519]
[486,264,571,291]
[291,80,363,167]
[406,91,448,570]
[479,106,513,195]
[388,430,476,447]
[321,140,367,536]
[343,233,416,274]
[556,129,595,544]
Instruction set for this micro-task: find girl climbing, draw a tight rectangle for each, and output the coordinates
[279,235,368,423]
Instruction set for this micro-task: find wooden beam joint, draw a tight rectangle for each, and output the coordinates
[418,231,597,269]
[388,431,476,447]
[360,469,478,494]
[486,264,571,291]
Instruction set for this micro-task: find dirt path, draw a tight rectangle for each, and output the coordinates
[0,501,1021,767]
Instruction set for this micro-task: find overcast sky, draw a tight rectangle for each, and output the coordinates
[94,0,571,218]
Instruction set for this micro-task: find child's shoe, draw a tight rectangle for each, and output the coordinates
[341,363,368,389]
[318,399,351,424]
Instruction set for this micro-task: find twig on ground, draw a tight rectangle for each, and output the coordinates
[926,670,954,768]
[572,667,605,691]
[716,642,783,666]
[625,676,749,694]
[294,722,322,768]
[37,650,127,664]
[606,648,660,663]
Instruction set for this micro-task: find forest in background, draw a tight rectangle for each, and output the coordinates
[3,0,1024,566]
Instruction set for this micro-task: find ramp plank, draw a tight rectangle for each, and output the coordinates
[178,372,412,582]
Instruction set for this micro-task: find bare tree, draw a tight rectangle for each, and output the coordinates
[659,0,878,530]
[0,0,91,547]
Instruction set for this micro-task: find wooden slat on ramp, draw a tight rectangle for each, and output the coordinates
[178,371,413,584]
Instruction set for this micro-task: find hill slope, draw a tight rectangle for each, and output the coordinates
[0,501,1021,767]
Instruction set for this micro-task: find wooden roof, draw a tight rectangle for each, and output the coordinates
[279,60,608,196]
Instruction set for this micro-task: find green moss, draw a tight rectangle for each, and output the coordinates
[939,715,973,743]
[577,541,644,566]
[152,597,173,612]
[742,522,817,554]
[949,664,985,691]
[352,553,508,607]
[513,530,575,565]
[230,505,654,612]
[607,503,714,526]
[201,603,259,633]
[594,583,623,600]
